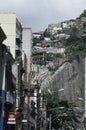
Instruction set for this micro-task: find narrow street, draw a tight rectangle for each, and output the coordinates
[0,9,86,130]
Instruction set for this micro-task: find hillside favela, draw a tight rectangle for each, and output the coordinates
[1,10,86,130]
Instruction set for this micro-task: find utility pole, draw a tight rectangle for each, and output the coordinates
[36,79,40,130]
[49,114,51,130]
[84,57,86,130]
[0,53,7,130]
[16,63,19,110]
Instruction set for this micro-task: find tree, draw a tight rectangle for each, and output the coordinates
[64,26,86,61]
[64,27,80,46]
[45,93,78,130]
[43,29,51,37]
[79,10,86,18]
[33,37,40,46]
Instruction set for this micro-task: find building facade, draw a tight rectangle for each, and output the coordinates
[0,13,24,130]
[0,26,16,130]
[22,28,33,88]
[0,13,22,59]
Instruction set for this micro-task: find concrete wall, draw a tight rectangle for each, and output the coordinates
[41,58,85,110]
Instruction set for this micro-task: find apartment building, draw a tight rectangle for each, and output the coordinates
[0,13,22,59]
[22,28,37,130]
[48,23,62,34]
[0,13,24,130]
[22,28,33,87]
[0,26,16,130]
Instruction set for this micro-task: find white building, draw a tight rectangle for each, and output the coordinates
[33,32,41,38]
[22,28,33,84]
[48,23,62,34]
[0,13,22,59]
[47,46,65,54]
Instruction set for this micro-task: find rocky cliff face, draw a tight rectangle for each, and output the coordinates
[42,57,85,110]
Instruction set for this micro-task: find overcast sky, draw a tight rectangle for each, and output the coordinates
[0,0,86,32]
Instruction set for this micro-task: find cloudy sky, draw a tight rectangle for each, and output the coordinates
[0,0,86,32]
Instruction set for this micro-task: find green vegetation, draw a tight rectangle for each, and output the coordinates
[33,29,51,46]
[79,10,86,18]
[63,26,86,61]
[46,53,62,61]
[45,93,79,130]
[43,29,51,37]
[33,37,41,46]
[36,60,46,66]
[33,52,62,66]
[60,10,86,61]
[33,10,86,63]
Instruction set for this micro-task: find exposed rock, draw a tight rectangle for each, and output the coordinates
[41,57,85,111]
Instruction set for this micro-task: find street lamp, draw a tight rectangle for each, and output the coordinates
[47,107,64,130]
[45,88,65,130]
[47,88,64,95]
